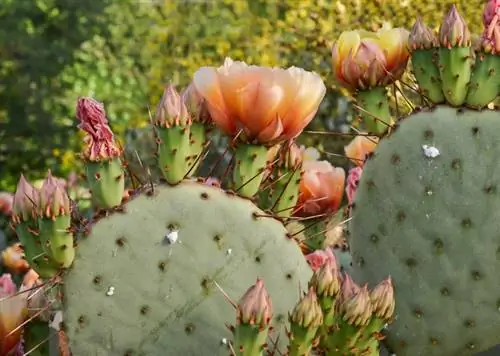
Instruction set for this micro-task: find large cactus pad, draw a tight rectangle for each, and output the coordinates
[349,106,500,356]
[63,181,311,355]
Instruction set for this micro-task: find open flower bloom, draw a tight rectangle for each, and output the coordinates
[344,134,379,167]
[296,160,345,216]
[332,27,410,91]
[0,274,28,355]
[193,57,326,144]
[305,248,336,271]
[1,243,30,274]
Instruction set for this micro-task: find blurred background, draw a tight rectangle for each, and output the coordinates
[0,0,487,192]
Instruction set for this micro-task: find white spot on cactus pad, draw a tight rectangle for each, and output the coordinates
[164,230,179,244]
[221,338,228,345]
[226,248,232,256]
[50,311,64,330]
[106,286,115,296]
[422,144,440,158]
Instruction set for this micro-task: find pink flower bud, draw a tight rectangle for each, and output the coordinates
[12,175,39,222]
[0,192,13,216]
[181,83,211,124]
[155,84,189,127]
[39,170,71,218]
[346,167,363,206]
[409,17,439,50]
[370,277,396,321]
[339,285,373,327]
[0,273,27,355]
[237,279,273,328]
[439,5,471,48]
[290,287,323,329]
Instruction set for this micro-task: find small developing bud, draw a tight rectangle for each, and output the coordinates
[339,285,373,327]
[409,17,439,50]
[337,273,360,304]
[155,84,190,128]
[370,277,396,321]
[181,83,211,124]
[76,97,121,161]
[12,175,39,222]
[308,258,340,298]
[39,170,71,218]
[439,5,471,47]
[290,287,324,329]
[237,278,273,328]
[279,142,303,170]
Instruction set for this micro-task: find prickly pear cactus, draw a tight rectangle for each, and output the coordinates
[63,181,311,355]
[349,106,500,356]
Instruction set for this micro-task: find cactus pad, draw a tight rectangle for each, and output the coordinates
[349,106,500,356]
[63,181,311,355]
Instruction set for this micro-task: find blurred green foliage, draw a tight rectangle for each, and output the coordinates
[0,0,487,191]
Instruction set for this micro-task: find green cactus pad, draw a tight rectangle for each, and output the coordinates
[465,53,500,108]
[156,126,192,184]
[355,87,392,134]
[63,181,311,355]
[86,158,125,209]
[411,49,445,104]
[233,144,270,198]
[438,47,473,106]
[349,106,500,356]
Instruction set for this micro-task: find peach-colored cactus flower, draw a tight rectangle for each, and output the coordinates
[0,273,28,355]
[193,57,326,144]
[344,134,379,167]
[296,160,345,216]
[0,192,13,216]
[332,27,410,91]
[1,243,30,275]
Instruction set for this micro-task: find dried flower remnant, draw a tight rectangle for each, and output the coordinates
[76,97,121,161]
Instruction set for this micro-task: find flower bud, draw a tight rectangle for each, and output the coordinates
[339,285,373,327]
[155,84,189,127]
[370,277,396,321]
[181,83,211,124]
[237,279,273,328]
[439,5,471,47]
[290,287,323,329]
[0,273,27,355]
[39,170,71,218]
[12,175,39,222]
[308,258,340,298]
[337,272,360,306]
[409,17,439,50]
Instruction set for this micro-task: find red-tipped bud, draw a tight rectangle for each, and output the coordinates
[76,97,121,161]
[39,170,71,218]
[155,84,189,127]
[370,277,396,321]
[237,279,273,328]
[290,287,323,329]
[439,5,471,47]
[12,175,39,222]
[339,285,373,327]
[409,17,439,50]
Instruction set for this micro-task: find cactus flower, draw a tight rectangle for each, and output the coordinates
[309,258,340,298]
[305,248,336,272]
[76,97,121,161]
[155,84,190,127]
[1,243,30,274]
[409,17,439,50]
[39,171,71,218]
[344,134,379,167]
[12,175,39,223]
[346,167,363,206]
[299,146,321,162]
[331,27,410,91]
[439,5,471,47]
[290,287,323,328]
[339,285,373,327]
[370,277,396,321]
[0,193,13,216]
[237,278,273,328]
[193,57,326,144]
[295,161,345,216]
[181,83,211,124]
[0,273,28,355]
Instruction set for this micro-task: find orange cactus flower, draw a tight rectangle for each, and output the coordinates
[296,161,345,216]
[344,134,379,167]
[0,273,28,355]
[1,243,30,274]
[332,27,410,92]
[193,57,326,144]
